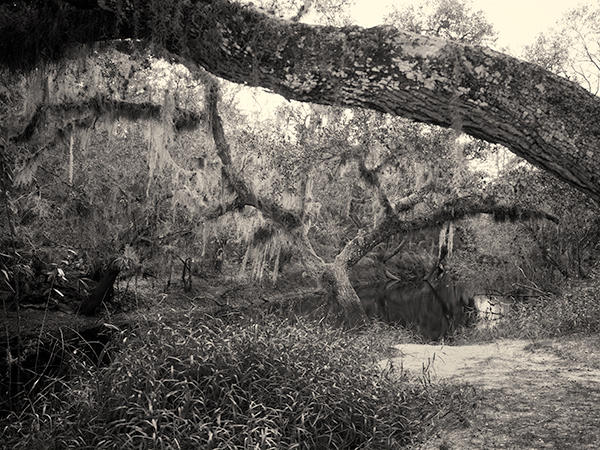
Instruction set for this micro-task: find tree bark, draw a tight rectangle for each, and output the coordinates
[78,266,120,316]
[320,262,368,327]
[4,0,599,202]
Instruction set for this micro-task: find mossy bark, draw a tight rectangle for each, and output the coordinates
[320,263,368,327]
[4,0,597,201]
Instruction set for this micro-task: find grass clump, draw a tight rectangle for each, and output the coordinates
[2,310,473,449]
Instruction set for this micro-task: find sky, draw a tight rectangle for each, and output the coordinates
[239,0,584,115]
[349,0,579,54]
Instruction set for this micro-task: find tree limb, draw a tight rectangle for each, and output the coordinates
[10,98,204,144]
[336,195,558,270]
[206,83,303,230]
[394,185,433,213]
[3,0,600,201]
[382,237,407,263]
[357,158,395,217]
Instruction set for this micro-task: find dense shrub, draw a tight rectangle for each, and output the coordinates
[2,311,473,449]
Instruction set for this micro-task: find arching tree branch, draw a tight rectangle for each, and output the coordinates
[3,0,598,201]
[336,195,558,270]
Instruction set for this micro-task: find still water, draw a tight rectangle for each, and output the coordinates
[356,281,476,340]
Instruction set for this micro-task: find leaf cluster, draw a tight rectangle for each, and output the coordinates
[384,0,497,46]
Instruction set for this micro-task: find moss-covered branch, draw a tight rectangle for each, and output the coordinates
[336,195,558,269]
[3,0,598,202]
[11,97,203,144]
[206,83,303,230]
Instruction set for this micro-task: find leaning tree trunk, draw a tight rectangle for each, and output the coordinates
[319,196,559,324]
[4,0,599,202]
[79,266,120,316]
[320,263,368,327]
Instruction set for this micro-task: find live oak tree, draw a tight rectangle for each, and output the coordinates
[0,43,222,315]
[2,0,598,201]
[206,83,558,324]
[384,0,498,46]
[524,1,600,96]
[1,0,597,322]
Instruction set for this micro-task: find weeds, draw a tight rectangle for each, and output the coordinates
[2,310,474,449]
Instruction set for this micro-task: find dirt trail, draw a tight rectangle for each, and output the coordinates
[381,337,600,449]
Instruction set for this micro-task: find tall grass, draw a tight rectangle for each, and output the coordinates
[2,310,475,449]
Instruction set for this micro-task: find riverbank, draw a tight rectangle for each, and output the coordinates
[383,335,600,448]
[0,307,474,448]
[3,271,600,448]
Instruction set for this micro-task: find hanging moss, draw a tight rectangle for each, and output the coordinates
[492,205,526,223]
[253,224,277,244]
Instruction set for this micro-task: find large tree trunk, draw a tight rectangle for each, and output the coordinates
[320,263,367,327]
[3,0,599,202]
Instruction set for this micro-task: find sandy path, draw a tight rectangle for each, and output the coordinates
[380,338,600,449]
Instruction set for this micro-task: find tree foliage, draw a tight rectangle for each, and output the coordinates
[2,0,600,203]
[0,0,597,324]
[385,0,497,46]
[525,1,600,95]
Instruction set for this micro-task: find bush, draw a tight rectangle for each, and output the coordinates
[2,311,474,449]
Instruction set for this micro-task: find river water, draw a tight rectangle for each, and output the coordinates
[356,281,478,340]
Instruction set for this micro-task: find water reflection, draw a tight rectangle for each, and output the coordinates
[356,281,475,340]
[472,295,512,329]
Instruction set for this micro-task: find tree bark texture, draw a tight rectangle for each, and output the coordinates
[320,263,368,327]
[4,0,597,201]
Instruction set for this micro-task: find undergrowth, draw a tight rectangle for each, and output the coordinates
[1,309,474,449]
[456,275,600,342]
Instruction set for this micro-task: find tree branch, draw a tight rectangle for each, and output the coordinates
[336,195,558,270]
[356,158,395,217]
[3,0,600,201]
[206,82,303,230]
[204,80,330,273]
[382,237,407,263]
[10,98,204,144]
[394,183,433,213]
